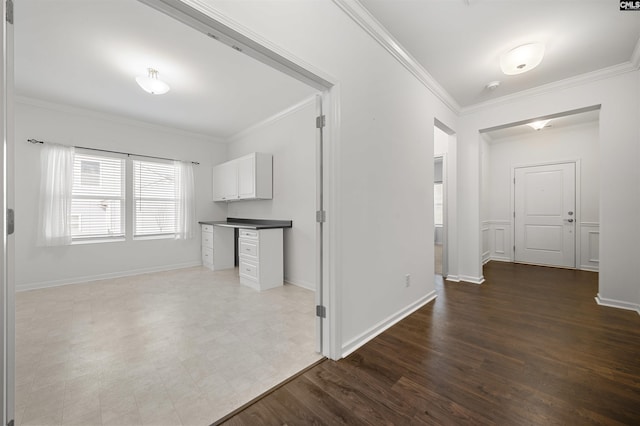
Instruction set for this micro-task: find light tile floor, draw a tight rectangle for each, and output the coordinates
[15,267,321,425]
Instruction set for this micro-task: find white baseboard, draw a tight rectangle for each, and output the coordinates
[444,275,460,282]
[459,275,485,285]
[595,294,640,314]
[482,257,490,265]
[579,265,599,272]
[341,290,437,358]
[16,261,202,292]
[488,256,512,263]
[284,278,316,291]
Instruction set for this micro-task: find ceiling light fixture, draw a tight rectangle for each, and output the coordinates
[527,119,550,130]
[500,43,545,75]
[136,68,170,95]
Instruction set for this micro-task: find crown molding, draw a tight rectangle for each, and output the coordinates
[461,61,639,115]
[332,0,460,114]
[333,1,640,117]
[15,95,226,143]
[143,0,336,91]
[227,95,316,142]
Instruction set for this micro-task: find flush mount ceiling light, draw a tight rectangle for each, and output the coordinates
[500,43,545,75]
[527,119,550,130]
[135,68,170,95]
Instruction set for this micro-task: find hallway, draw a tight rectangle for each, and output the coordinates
[221,262,640,425]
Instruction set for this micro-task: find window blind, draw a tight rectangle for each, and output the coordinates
[134,160,177,237]
[71,153,125,240]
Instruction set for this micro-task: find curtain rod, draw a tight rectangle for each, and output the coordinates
[27,139,200,165]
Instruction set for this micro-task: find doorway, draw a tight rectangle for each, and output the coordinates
[6,0,338,424]
[434,156,445,276]
[514,162,576,268]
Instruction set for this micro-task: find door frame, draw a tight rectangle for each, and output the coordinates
[138,0,342,359]
[511,159,581,269]
[434,155,448,278]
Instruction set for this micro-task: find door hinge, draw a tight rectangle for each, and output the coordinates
[513,245,516,252]
[316,305,326,318]
[316,115,326,129]
[7,208,14,235]
[316,210,326,223]
[513,177,516,184]
[5,0,13,24]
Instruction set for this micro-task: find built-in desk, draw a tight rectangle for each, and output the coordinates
[199,218,292,291]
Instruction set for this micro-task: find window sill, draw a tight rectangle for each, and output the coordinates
[133,234,176,241]
[71,237,126,245]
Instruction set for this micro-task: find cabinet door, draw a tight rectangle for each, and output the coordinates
[213,161,238,201]
[237,155,256,199]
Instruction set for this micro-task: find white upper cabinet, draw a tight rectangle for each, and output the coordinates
[213,160,238,201]
[213,152,273,202]
[237,154,256,199]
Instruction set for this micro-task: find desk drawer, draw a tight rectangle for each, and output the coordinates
[239,239,258,258]
[202,232,213,248]
[202,224,213,234]
[239,259,258,279]
[239,229,258,239]
[202,247,213,265]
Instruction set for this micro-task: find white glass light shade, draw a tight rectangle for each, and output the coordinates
[136,68,170,95]
[527,119,550,130]
[500,43,545,75]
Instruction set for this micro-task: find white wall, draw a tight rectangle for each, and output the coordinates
[459,69,640,311]
[188,0,458,355]
[15,98,228,290]
[226,98,317,290]
[483,121,600,268]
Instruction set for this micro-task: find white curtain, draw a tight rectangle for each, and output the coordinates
[174,161,195,240]
[37,143,75,246]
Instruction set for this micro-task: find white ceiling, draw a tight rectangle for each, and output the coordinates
[359,0,640,108]
[15,1,640,136]
[14,0,318,139]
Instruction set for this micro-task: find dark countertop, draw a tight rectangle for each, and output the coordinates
[199,217,292,230]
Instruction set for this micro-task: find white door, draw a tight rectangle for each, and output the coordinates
[514,163,576,268]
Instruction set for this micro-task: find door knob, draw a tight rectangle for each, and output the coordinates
[568,211,574,215]
[567,218,574,223]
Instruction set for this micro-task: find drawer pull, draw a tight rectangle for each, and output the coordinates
[245,268,251,272]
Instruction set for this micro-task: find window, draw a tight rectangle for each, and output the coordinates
[39,146,194,245]
[434,182,443,226]
[133,160,177,237]
[71,153,125,240]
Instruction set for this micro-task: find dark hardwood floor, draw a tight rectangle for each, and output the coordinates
[219,262,640,425]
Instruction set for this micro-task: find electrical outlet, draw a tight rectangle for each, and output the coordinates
[405,274,411,287]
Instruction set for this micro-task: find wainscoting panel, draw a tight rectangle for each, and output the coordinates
[483,220,599,272]
[486,220,512,263]
[580,222,599,271]
[482,225,490,264]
